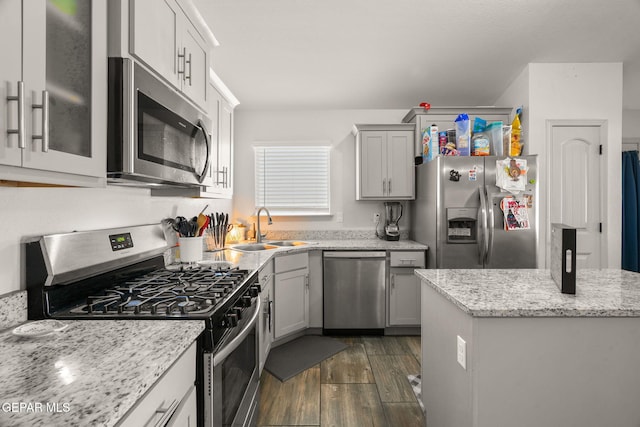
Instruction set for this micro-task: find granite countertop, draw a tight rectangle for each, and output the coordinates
[197,239,428,272]
[0,320,204,427]
[416,269,640,317]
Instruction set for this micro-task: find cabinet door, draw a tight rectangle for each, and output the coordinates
[0,0,22,167]
[131,0,180,88]
[359,131,386,198]
[217,97,234,196]
[21,0,106,178]
[274,270,309,339]
[259,275,274,375]
[386,130,414,199]
[180,22,208,110]
[389,270,421,326]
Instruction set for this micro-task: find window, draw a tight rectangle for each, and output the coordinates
[254,144,331,215]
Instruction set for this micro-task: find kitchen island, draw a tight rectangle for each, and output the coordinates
[416,269,640,427]
[0,319,204,427]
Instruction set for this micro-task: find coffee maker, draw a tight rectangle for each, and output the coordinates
[384,202,403,241]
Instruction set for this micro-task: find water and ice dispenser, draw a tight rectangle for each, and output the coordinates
[446,207,477,243]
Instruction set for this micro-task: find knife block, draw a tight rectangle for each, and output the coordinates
[550,224,576,294]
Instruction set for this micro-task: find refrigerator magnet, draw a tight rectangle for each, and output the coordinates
[468,166,478,181]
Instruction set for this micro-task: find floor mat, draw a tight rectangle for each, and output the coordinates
[265,335,348,382]
[408,374,425,414]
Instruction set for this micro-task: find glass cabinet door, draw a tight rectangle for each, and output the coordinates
[46,0,92,158]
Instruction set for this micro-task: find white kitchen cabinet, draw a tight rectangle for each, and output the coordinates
[274,252,309,340]
[118,341,197,426]
[0,0,107,187]
[130,0,209,110]
[354,124,415,200]
[388,251,425,327]
[205,84,234,197]
[258,260,274,375]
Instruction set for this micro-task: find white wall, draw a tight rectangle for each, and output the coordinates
[623,109,640,139]
[496,63,623,268]
[1,186,231,295]
[232,109,411,232]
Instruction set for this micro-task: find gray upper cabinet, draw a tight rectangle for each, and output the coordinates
[354,123,415,200]
[0,0,107,186]
[130,0,209,111]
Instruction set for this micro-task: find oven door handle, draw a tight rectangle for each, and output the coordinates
[213,297,260,367]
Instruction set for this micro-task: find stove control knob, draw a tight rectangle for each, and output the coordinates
[241,296,253,307]
[226,313,238,327]
[232,307,243,320]
[249,286,260,297]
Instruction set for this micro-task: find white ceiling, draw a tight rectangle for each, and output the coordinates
[194,0,640,111]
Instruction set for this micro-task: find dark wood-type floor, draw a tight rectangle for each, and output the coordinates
[257,336,424,427]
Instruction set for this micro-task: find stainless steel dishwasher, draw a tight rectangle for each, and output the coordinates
[323,251,386,333]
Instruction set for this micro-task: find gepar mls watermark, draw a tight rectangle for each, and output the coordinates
[2,402,71,413]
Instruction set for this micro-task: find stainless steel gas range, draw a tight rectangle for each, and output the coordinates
[25,224,260,427]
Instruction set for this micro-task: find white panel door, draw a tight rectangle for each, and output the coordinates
[0,0,23,167]
[550,124,603,268]
[180,22,208,109]
[360,131,386,198]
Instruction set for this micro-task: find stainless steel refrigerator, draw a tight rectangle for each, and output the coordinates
[410,155,538,268]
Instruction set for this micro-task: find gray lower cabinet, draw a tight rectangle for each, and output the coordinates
[273,253,309,340]
[388,251,426,327]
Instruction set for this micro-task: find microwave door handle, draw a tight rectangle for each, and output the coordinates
[196,120,211,184]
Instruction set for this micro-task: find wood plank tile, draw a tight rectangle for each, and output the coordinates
[320,343,374,384]
[333,336,363,346]
[258,367,320,426]
[399,336,421,362]
[383,402,425,426]
[363,336,412,355]
[321,384,387,427]
[368,355,421,402]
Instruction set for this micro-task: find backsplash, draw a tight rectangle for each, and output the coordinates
[0,291,27,331]
[264,229,410,241]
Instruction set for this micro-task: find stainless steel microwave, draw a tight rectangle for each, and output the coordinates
[107,57,212,187]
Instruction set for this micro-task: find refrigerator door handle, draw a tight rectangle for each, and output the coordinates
[478,187,488,265]
[485,186,495,265]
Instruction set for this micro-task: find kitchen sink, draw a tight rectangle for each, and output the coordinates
[232,243,279,252]
[268,240,309,247]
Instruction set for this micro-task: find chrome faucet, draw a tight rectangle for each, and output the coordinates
[256,207,273,243]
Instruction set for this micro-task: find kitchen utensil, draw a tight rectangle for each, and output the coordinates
[197,213,208,236]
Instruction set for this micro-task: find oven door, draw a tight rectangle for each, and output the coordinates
[108,58,212,187]
[205,298,261,427]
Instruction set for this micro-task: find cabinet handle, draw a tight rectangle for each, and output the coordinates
[223,166,228,188]
[31,90,49,152]
[383,179,387,195]
[185,52,192,85]
[388,178,392,194]
[149,399,179,427]
[6,81,25,149]
[391,273,395,291]
[305,274,309,289]
[177,47,186,78]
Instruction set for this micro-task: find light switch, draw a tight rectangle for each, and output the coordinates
[335,212,343,223]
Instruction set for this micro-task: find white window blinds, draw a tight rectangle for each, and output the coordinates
[254,145,331,215]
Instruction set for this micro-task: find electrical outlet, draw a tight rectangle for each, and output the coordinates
[335,212,343,223]
[373,212,380,223]
[457,335,466,370]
